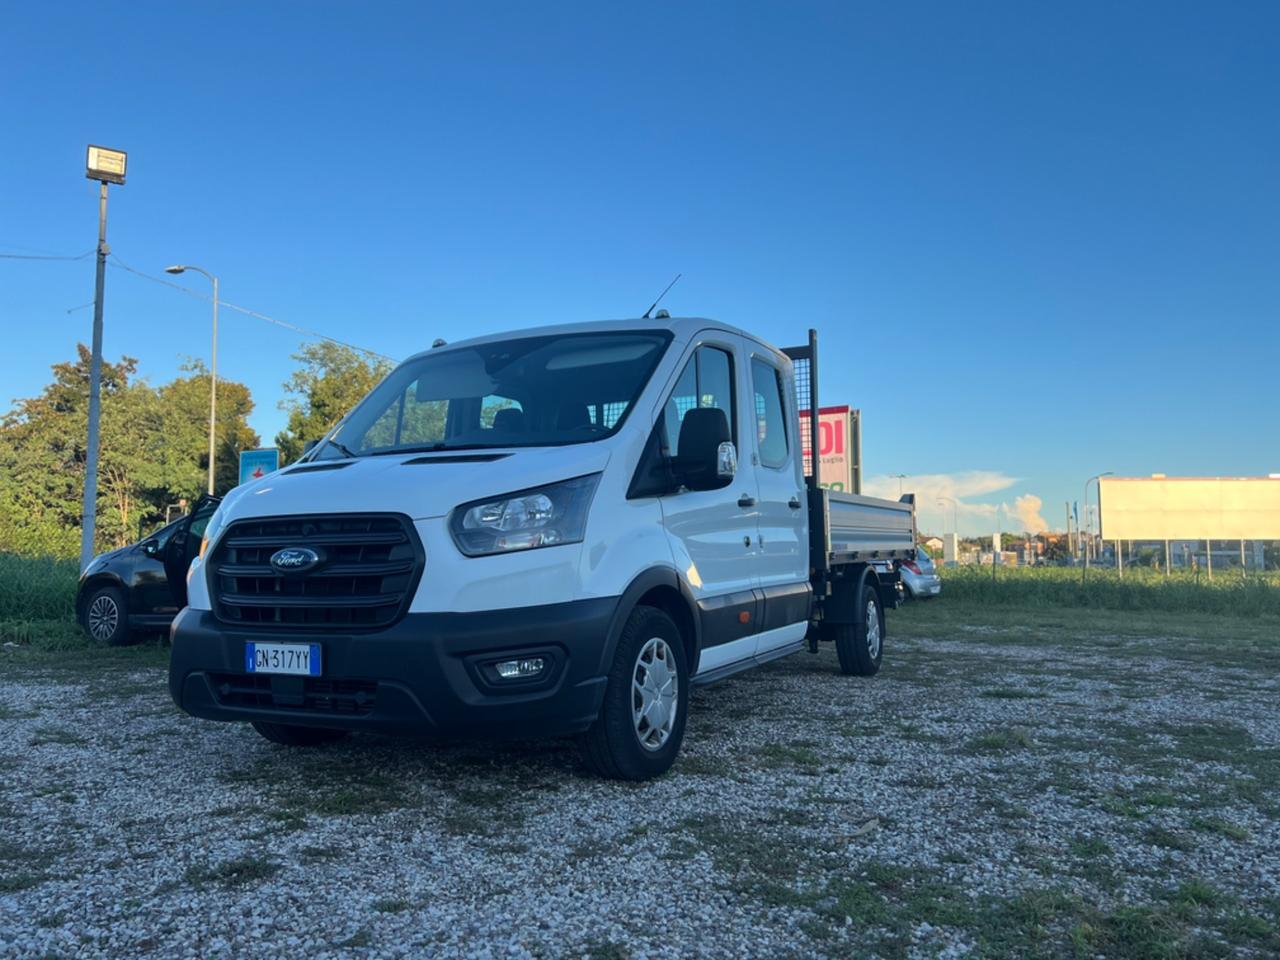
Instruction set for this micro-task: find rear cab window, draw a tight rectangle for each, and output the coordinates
[750,358,789,469]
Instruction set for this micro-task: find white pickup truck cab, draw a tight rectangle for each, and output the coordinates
[170,318,916,779]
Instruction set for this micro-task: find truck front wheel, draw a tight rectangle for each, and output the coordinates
[251,721,349,747]
[826,580,884,676]
[580,605,689,780]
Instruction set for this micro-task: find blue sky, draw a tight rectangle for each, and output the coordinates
[2,2,1277,535]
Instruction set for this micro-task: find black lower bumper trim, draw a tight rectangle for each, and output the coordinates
[168,597,618,738]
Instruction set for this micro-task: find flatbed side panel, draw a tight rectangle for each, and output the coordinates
[824,491,916,560]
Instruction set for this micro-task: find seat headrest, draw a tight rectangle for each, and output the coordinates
[492,408,525,433]
[677,407,729,458]
[557,403,591,430]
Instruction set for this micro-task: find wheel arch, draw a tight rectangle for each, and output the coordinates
[821,563,881,625]
[599,567,702,677]
[76,573,128,620]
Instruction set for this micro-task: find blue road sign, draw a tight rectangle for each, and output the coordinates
[238,448,280,486]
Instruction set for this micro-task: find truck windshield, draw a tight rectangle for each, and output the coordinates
[319,330,672,457]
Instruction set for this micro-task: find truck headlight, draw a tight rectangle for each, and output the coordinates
[449,474,600,557]
[198,505,226,560]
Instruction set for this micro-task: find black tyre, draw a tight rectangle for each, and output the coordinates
[251,721,350,747]
[824,578,884,676]
[81,585,131,646]
[579,605,689,781]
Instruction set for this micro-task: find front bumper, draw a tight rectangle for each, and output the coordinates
[168,597,618,738]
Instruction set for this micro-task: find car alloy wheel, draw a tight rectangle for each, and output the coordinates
[87,594,120,642]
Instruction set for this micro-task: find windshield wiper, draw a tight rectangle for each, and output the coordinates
[318,438,359,459]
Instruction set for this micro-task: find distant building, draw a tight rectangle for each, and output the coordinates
[922,537,944,553]
[979,551,1021,567]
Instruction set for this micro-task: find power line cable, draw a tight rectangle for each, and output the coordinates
[0,249,94,261]
[3,244,400,363]
[105,253,399,363]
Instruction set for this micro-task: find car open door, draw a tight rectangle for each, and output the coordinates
[163,495,221,609]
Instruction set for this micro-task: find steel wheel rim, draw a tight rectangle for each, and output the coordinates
[88,595,119,641]
[632,636,678,752]
[865,599,881,659]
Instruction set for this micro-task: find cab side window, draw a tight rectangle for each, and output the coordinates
[661,346,737,453]
[751,358,789,469]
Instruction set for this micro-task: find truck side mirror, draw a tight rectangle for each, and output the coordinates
[716,441,737,479]
[674,408,735,491]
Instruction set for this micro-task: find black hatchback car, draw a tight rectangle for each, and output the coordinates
[77,496,221,644]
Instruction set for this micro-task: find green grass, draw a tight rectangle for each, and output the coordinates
[936,564,1280,618]
[184,855,281,888]
[0,552,82,647]
[965,727,1033,753]
[1191,817,1250,841]
[895,596,1280,674]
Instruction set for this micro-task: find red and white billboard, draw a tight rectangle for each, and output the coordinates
[800,405,856,492]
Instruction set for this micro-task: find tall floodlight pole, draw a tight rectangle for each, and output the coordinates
[894,474,908,497]
[1082,471,1113,581]
[80,146,128,572]
[165,265,219,494]
[937,496,958,536]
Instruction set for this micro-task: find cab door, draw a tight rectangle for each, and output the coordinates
[163,496,221,608]
[746,352,811,656]
[656,337,761,675]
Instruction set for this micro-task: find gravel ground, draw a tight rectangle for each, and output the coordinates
[2,610,1279,959]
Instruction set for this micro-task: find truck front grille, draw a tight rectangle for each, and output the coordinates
[208,513,423,630]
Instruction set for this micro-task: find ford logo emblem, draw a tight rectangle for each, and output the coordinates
[270,546,323,574]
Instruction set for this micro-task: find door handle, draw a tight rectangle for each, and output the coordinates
[788,497,802,510]
[738,494,756,508]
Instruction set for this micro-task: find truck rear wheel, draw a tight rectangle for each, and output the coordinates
[579,605,688,781]
[826,580,884,676]
[251,721,349,747]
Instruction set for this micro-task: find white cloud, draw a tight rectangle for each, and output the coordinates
[863,471,1060,536]
[1012,493,1049,535]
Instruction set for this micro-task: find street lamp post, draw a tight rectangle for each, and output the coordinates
[80,146,127,572]
[937,496,958,536]
[165,264,219,495]
[1082,471,1113,580]
[893,474,908,497]
[936,495,959,565]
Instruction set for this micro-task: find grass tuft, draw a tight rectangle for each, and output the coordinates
[185,856,281,888]
[966,727,1033,753]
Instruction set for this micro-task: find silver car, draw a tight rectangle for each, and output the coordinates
[902,549,942,599]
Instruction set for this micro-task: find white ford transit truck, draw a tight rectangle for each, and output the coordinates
[169,318,917,779]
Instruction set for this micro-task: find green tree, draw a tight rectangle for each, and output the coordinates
[0,346,260,557]
[155,360,260,498]
[0,347,158,552]
[275,341,392,463]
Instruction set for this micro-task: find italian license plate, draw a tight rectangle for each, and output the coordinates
[244,642,321,677]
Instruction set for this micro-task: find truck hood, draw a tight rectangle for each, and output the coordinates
[218,446,613,522]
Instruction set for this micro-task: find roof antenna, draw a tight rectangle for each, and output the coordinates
[641,273,682,319]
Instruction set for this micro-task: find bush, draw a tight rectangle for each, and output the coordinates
[938,564,1280,618]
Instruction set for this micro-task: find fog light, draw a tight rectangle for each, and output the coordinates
[495,657,545,680]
